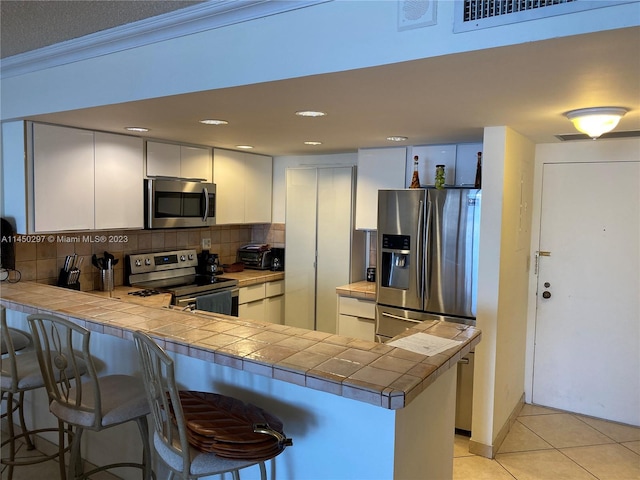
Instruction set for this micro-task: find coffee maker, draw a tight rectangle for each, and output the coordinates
[198,250,220,275]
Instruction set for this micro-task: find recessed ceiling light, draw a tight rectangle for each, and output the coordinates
[304,141,323,145]
[236,145,254,149]
[125,127,149,132]
[386,136,408,142]
[295,110,326,117]
[199,119,229,125]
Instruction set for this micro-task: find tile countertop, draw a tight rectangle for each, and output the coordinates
[336,280,376,300]
[0,281,480,410]
[219,269,284,287]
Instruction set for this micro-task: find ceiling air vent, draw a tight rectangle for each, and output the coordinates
[453,0,630,32]
[556,130,640,142]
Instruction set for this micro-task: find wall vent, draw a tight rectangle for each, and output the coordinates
[454,0,633,32]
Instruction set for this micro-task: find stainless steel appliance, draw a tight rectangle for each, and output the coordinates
[237,244,272,270]
[375,188,481,434]
[145,179,216,229]
[270,247,285,271]
[127,249,238,315]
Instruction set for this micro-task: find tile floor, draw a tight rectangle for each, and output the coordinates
[2,404,639,479]
[454,404,640,480]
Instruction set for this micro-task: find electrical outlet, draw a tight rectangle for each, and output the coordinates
[201,238,211,249]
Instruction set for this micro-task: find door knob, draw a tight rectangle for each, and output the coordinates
[542,291,551,299]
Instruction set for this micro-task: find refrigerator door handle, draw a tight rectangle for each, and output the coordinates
[424,198,432,303]
[381,312,422,324]
[417,200,424,299]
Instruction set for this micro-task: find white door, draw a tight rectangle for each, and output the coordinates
[532,161,640,425]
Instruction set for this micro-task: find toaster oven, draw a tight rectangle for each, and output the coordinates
[237,244,272,270]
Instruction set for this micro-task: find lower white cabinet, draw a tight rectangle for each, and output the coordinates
[337,296,375,341]
[238,280,284,324]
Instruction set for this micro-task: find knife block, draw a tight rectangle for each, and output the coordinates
[57,269,81,290]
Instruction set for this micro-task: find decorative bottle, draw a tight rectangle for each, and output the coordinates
[410,155,421,188]
[435,165,445,189]
[474,152,482,188]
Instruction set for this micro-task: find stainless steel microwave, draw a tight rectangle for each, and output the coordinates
[145,179,216,229]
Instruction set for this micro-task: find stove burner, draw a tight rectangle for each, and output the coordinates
[129,289,160,297]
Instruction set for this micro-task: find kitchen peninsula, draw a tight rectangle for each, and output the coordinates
[1,281,480,480]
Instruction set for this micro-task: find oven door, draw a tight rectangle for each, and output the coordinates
[146,179,216,229]
[175,287,239,316]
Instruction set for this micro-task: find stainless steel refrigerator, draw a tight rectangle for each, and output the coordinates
[375,188,481,341]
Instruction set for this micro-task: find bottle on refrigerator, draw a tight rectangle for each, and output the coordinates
[410,156,421,188]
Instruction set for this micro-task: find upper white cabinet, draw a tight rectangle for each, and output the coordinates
[32,123,95,232]
[29,123,144,233]
[213,149,272,224]
[355,147,406,230]
[94,132,144,230]
[146,141,212,182]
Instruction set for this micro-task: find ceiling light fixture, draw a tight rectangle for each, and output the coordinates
[295,110,326,117]
[564,107,628,139]
[236,145,253,149]
[199,119,228,125]
[386,136,408,142]
[304,141,322,145]
[125,127,149,132]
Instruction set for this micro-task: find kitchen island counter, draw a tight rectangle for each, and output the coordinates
[2,281,480,479]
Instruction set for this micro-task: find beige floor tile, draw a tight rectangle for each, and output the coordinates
[519,413,615,448]
[520,404,562,416]
[623,441,640,455]
[498,420,554,454]
[576,415,640,443]
[496,449,598,480]
[453,455,515,480]
[561,443,640,480]
[454,434,474,458]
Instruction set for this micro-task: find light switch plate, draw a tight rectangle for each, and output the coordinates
[202,238,211,249]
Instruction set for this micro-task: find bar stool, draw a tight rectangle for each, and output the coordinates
[1,306,71,480]
[27,313,152,480]
[133,330,291,480]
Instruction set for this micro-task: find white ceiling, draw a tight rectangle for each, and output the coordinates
[2,2,639,156]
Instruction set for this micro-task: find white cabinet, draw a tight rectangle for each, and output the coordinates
[337,296,375,341]
[213,149,272,224]
[30,124,144,232]
[238,280,285,324]
[146,141,212,182]
[355,147,406,230]
[455,143,483,186]
[94,132,144,230]
[405,145,457,187]
[32,123,95,232]
[285,167,359,333]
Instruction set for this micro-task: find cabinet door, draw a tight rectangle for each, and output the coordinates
[239,299,266,322]
[146,141,180,178]
[355,147,406,230]
[244,153,272,223]
[180,145,212,182]
[338,314,375,341]
[32,124,95,232]
[455,143,483,186]
[284,168,318,330]
[406,145,456,187]
[95,133,144,230]
[266,295,284,324]
[213,149,245,224]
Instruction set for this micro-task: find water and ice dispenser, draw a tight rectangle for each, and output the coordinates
[380,234,411,290]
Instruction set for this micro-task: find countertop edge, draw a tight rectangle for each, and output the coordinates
[1,281,480,410]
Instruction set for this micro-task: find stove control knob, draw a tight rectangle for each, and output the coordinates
[188,254,194,260]
[135,259,142,267]
[180,255,186,261]
[145,258,152,266]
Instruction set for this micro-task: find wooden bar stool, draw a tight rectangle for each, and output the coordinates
[1,306,72,480]
[27,313,152,480]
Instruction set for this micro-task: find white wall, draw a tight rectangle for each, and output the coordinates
[472,126,535,453]
[2,1,636,120]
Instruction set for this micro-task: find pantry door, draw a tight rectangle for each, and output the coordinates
[532,161,639,425]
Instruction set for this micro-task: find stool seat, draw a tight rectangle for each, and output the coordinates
[1,328,31,355]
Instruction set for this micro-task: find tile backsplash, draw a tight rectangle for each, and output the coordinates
[10,223,285,291]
